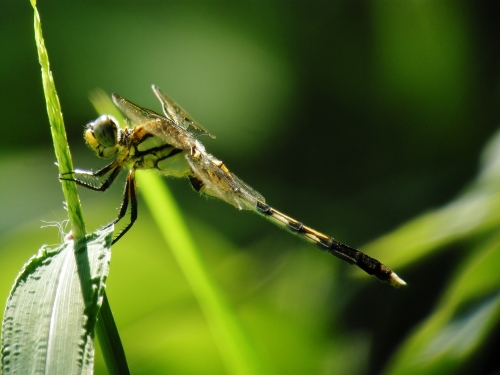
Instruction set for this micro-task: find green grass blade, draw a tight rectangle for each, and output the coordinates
[95,294,130,375]
[138,173,269,375]
[31,0,85,241]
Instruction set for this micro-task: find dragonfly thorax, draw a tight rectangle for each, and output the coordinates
[85,114,123,159]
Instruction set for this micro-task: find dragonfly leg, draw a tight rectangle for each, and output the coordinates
[111,169,137,244]
[73,159,121,177]
[60,160,122,192]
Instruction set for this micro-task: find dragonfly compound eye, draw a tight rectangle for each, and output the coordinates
[85,115,120,158]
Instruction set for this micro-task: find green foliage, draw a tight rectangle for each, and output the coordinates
[1,2,499,374]
[370,129,500,374]
[1,227,113,374]
[386,236,500,375]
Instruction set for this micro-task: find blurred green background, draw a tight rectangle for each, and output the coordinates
[2,1,500,374]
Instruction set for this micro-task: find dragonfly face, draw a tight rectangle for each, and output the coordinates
[65,84,405,287]
[85,114,122,159]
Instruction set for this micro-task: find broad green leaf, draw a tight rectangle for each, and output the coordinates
[1,226,113,374]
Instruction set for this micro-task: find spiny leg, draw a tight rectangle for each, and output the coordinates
[60,159,122,192]
[256,201,405,287]
[111,169,138,244]
[60,160,137,244]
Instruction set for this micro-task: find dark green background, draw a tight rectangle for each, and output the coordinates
[1,1,499,374]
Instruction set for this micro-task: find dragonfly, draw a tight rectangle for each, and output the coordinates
[64,85,405,287]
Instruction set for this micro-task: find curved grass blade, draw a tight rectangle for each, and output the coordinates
[30,0,85,240]
[359,128,500,373]
[139,173,269,375]
[361,128,500,278]
[383,235,500,375]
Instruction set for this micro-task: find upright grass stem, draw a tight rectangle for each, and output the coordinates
[30,2,128,373]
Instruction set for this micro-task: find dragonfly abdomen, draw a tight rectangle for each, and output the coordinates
[256,201,405,287]
[256,201,326,244]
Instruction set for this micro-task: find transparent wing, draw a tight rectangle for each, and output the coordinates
[152,85,216,139]
[186,152,265,211]
[112,93,197,150]
[112,93,163,126]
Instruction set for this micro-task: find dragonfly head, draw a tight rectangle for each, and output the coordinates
[85,115,121,158]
